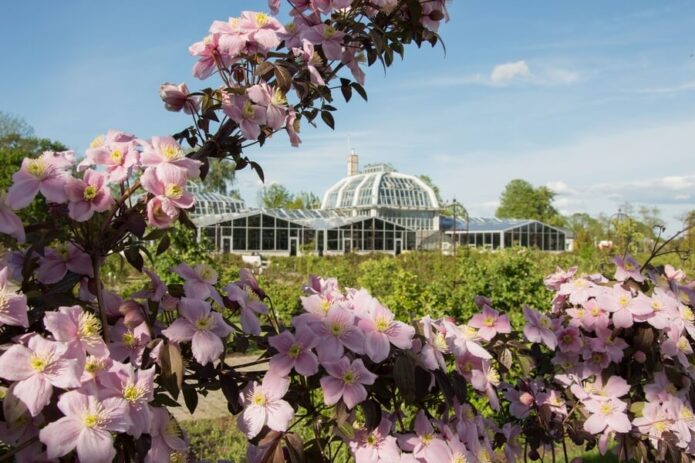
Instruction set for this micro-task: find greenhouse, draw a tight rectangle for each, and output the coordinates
[321,154,440,233]
[440,217,573,251]
[193,208,416,256]
[187,183,247,218]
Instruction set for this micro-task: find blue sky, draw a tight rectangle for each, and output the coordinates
[1,1,694,232]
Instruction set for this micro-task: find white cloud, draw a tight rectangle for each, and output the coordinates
[547,180,578,195]
[631,81,695,95]
[490,60,532,84]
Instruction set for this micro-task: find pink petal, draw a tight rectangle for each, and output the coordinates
[612,309,633,329]
[387,321,415,349]
[39,176,68,204]
[238,405,265,439]
[191,330,224,364]
[7,177,39,210]
[320,376,344,405]
[76,428,116,463]
[57,389,90,416]
[365,331,390,363]
[342,383,367,409]
[607,412,632,433]
[340,327,365,354]
[14,374,52,416]
[162,318,196,342]
[265,400,294,432]
[583,413,607,434]
[294,352,319,376]
[40,417,82,459]
[240,307,261,335]
[0,345,33,380]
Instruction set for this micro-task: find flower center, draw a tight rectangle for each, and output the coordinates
[84,356,105,375]
[320,299,331,314]
[575,309,585,318]
[677,337,690,352]
[653,421,669,434]
[618,296,630,307]
[487,367,500,386]
[574,279,586,288]
[30,354,48,372]
[83,185,98,200]
[195,315,215,331]
[590,307,602,316]
[683,308,694,321]
[375,316,389,332]
[324,25,337,38]
[366,434,378,446]
[123,383,146,402]
[251,391,266,406]
[122,331,137,347]
[271,88,287,106]
[27,159,46,178]
[434,332,447,351]
[162,145,182,160]
[539,316,551,329]
[288,343,301,359]
[599,403,614,415]
[242,100,256,119]
[421,433,433,445]
[164,417,180,438]
[170,451,187,463]
[561,334,573,344]
[484,316,496,327]
[83,413,102,428]
[0,291,9,313]
[110,149,124,164]
[342,369,357,385]
[329,323,344,336]
[624,263,634,271]
[310,52,323,67]
[255,12,269,26]
[591,352,605,364]
[453,454,468,463]
[681,407,694,420]
[78,312,102,340]
[165,184,183,199]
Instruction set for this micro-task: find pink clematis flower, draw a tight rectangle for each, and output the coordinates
[222,94,267,141]
[397,411,448,460]
[418,316,449,370]
[247,83,288,130]
[162,297,233,365]
[320,356,376,409]
[226,282,269,335]
[0,267,28,328]
[632,401,674,446]
[7,153,69,209]
[189,33,229,80]
[468,305,511,341]
[132,268,167,302]
[160,82,201,114]
[146,407,188,463]
[141,167,195,210]
[311,305,365,361]
[356,300,415,362]
[303,23,345,60]
[285,106,302,147]
[89,141,139,184]
[237,373,294,439]
[470,359,501,410]
[268,326,319,376]
[39,386,131,463]
[0,191,25,242]
[349,417,401,463]
[582,397,632,435]
[173,262,223,306]
[237,11,285,52]
[100,363,155,438]
[613,255,645,283]
[0,335,81,416]
[544,266,578,290]
[589,326,628,363]
[43,305,108,361]
[293,39,325,86]
[556,326,583,353]
[522,306,557,349]
[37,242,93,285]
[633,288,679,329]
[108,320,151,367]
[139,136,201,178]
[443,320,492,360]
[596,284,652,329]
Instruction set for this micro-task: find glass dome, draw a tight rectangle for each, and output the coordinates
[321,163,439,211]
[188,183,246,217]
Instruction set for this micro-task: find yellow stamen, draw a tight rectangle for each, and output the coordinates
[83,185,98,200]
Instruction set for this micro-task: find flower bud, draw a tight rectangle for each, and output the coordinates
[119,300,146,329]
[159,82,200,114]
[633,351,647,363]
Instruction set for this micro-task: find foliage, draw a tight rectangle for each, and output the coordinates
[192,158,241,198]
[257,183,294,209]
[0,111,34,138]
[496,179,563,226]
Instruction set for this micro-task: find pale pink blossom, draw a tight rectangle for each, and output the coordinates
[304,23,345,60]
[132,268,167,302]
[556,326,583,353]
[444,320,492,360]
[0,335,81,416]
[268,326,319,376]
[108,320,151,367]
[173,262,223,306]
[87,141,139,183]
[589,326,628,363]
[100,363,155,437]
[293,39,325,86]
[632,401,674,446]
[160,82,201,114]
[7,154,69,209]
[311,305,365,361]
[39,386,131,463]
[613,255,645,283]
[43,305,108,360]
[665,265,686,283]
[349,417,401,463]
[139,136,201,178]
[222,93,267,141]
[226,282,269,335]
[237,11,285,52]
[37,242,93,285]
[418,316,449,370]
[65,169,114,222]
[583,398,632,434]
[0,191,25,242]
[0,267,28,328]
[397,411,448,460]
[470,359,501,410]
[145,407,188,463]
[189,33,229,80]
[544,266,578,290]
[596,284,652,329]
[468,305,511,341]
[558,277,596,305]
[146,196,177,228]
[522,306,557,349]
[237,373,294,439]
[285,103,302,148]
[248,83,288,130]
[162,297,233,365]
[356,300,415,362]
[320,356,376,409]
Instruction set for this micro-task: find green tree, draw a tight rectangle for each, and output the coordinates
[287,191,321,209]
[418,174,444,205]
[0,111,34,138]
[496,179,562,225]
[258,183,294,208]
